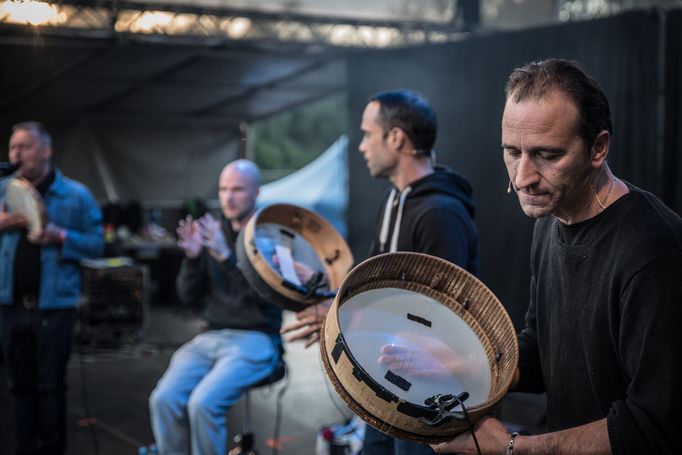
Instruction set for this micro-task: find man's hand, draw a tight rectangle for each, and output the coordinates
[378,332,480,380]
[431,416,511,455]
[0,208,28,233]
[28,222,65,245]
[177,215,202,258]
[280,299,332,348]
[197,213,230,262]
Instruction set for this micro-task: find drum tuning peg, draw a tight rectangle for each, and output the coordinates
[325,249,340,265]
[400,272,406,281]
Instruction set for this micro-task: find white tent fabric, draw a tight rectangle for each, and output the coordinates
[259,135,348,236]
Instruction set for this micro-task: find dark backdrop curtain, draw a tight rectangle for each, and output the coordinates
[346,9,663,327]
[663,8,682,214]
[0,119,241,204]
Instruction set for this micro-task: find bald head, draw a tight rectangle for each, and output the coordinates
[218,159,260,228]
[221,159,261,188]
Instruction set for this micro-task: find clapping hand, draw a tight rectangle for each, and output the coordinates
[177,215,202,258]
[197,213,231,262]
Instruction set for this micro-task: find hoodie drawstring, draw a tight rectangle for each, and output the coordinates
[379,186,412,253]
[378,188,396,253]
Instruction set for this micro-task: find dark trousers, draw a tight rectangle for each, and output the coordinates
[0,305,77,455]
[362,425,436,455]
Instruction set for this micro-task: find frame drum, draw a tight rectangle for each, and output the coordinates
[5,177,45,238]
[236,203,353,312]
[321,252,518,443]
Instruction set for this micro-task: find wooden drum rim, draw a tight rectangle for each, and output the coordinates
[239,203,353,310]
[320,252,519,443]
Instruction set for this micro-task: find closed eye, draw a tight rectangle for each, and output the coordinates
[538,150,563,160]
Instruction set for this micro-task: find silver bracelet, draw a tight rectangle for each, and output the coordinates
[505,432,520,455]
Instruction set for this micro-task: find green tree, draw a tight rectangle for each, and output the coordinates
[251,93,347,181]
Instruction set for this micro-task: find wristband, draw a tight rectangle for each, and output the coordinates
[505,432,519,455]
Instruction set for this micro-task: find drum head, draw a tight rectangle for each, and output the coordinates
[6,177,45,237]
[321,252,518,443]
[339,288,492,409]
[236,203,353,312]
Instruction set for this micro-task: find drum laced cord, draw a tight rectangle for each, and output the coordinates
[454,393,482,455]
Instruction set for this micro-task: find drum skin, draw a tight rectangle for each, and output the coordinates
[6,177,45,237]
[320,252,519,443]
[236,203,353,312]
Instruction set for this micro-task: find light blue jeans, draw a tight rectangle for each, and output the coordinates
[149,329,280,455]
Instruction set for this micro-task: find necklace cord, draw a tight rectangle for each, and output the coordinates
[595,176,616,210]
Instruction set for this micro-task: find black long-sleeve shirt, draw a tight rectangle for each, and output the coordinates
[516,184,682,454]
[175,220,282,334]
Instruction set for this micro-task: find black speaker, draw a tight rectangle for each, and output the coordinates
[78,259,148,345]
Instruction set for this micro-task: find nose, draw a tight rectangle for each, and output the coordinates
[9,146,19,163]
[513,153,540,190]
[358,138,367,154]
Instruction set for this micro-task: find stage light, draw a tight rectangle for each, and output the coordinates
[132,11,174,33]
[0,0,60,26]
[226,17,251,39]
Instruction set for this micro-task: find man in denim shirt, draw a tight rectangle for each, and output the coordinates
[0,121,104,455]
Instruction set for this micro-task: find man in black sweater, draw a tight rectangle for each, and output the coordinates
[433,60,682,454]
[149,160,282,455]
[283,90,480,455]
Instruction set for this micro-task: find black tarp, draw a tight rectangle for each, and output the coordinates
[663,8,682,213]
[346,9,667,327]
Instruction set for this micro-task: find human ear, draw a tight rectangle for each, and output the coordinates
[388,127,406,152]
[590,130,610,168]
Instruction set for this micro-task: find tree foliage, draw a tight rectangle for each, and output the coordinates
[251,93,347,181]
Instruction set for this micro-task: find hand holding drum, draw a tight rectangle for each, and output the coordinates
[4,177,45,239]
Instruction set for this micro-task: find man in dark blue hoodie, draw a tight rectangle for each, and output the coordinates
[359,90,479,455]
[360,90,478,272]
[283,89,479,455]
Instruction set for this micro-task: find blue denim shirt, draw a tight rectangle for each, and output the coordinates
[0,169,104,308]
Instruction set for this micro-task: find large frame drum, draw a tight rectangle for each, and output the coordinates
[321,252,518,443]
[236,203,353,312]
[5,177,45,238]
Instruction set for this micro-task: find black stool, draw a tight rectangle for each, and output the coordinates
[229,358,287,455]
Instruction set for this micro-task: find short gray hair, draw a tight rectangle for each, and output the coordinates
[12,121,53,148]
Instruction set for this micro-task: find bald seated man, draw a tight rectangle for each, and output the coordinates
[149,160,283,455]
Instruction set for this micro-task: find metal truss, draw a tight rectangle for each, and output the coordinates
[0,0,470,49]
